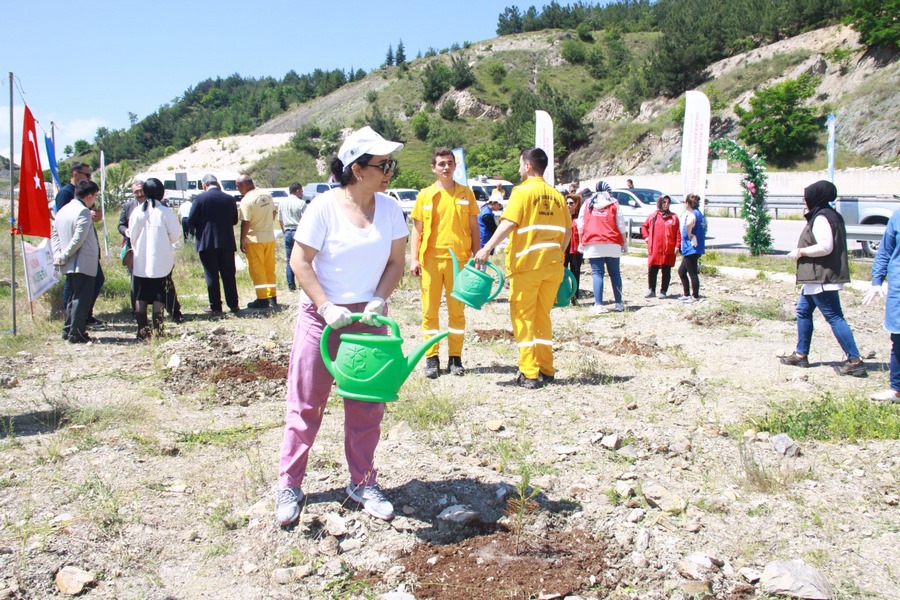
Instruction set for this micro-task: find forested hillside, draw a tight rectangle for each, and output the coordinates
[65,0,897,186]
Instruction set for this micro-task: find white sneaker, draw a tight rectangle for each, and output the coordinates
[682,297,697,304]
[275,487,304,526]
[870,389,900,403]
[589,304,604,315]
[657,292,667,299]
[644,289,654,298]
[613,303,624,312]
[676,295,691,301]
[346,483,394,520]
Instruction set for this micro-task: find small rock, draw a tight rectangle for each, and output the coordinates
[626,402,638,410]
[380,593,416,600]
[677,552,719,581]
[242,562,259,574]
[319,558,343,577]
[318,535,340,556]
[772,433,801,457]
[55,566,95,595]
[158,440,178,456]
[0,546,13,554]
[426,556,438,565]
[323,513,347,536]
[643,482,686,515]
[884,494,899,506]
[485,420,504,432]
[740,567,762,583]
[437,505,480,524]
[614,481,634,498]
[50,513,74,527]
[553,445,578,455]
[743,429,758,442]
[679,580,713,598]
[263,341,277,350]
[60,446,79,457]
[0,376,18,388]
[760,560,833,599]
[626,508,645,523]
[635,528,650,552]
[166,354,181,369]
[272,568,294,585]
[617,444,639,459]
[165,481,188,494]
[671,438,692,455]
[211,326,227,335]
[184,529,200,542]
[339,538,362,553]
[684,520,701,533]
[601,434,621,450]
[388,422,414,441]
[402,505,415,515]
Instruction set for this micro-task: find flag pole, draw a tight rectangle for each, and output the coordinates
[8,72,16,335]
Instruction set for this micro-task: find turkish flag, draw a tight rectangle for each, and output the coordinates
[18,106,51,238]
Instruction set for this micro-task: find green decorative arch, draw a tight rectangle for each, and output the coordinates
[710,138,773,256]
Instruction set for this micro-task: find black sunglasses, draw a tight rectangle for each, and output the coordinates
[363,159,397,175]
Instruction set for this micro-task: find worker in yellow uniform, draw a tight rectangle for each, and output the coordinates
[475,148,572,389]
[410,147,480,378]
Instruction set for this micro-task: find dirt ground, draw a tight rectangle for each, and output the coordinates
[0,256,898,599]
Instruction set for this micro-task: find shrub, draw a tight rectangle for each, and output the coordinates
[576,22,594,42]
[485,62,507,84]
[845,0,900,49]
[422,61,452,102]
[439,99,459,121]
[560,39,587,64]
[450,55,475,89]
[410,112,430,140]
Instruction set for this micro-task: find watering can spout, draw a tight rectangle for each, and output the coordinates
[449,248,460,279]
[405,331,450,379]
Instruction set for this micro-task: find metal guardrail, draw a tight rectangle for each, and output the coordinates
[706,194,898,218]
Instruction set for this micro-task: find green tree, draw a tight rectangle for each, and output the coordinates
[396,40,407,65]
[73,139,90,155]
[576,22,594,42]
[390,169,427,190]
[449,55,475,89]
[385,44,394,67]
[367,103,402,143]
[411,112,430,140]
[63,144,73,157]
[845,0,900,48]
[496,6,523,35]
[560,40,587,64]
[421,61,452,102]
[104,161,134,210]
[485,62,507,84]
[735,73,820,163]
[439,99,459,121]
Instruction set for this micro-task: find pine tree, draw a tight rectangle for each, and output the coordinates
[395,40,406,65]
[385,44,394,67]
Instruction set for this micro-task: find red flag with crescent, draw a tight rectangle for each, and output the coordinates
[18,106,51,238]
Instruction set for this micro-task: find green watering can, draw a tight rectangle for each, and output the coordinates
[449,248,505,310]
[554,269,578,307]
[320,314,449,402]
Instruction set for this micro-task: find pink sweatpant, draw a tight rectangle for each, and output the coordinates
[278,302,387,489]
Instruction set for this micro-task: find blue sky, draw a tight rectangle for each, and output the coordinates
[2,0,547,167]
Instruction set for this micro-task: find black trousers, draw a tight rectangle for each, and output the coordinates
[648,265,672,293]
[63,273,95,341]
[679,254,701,298]
[199,248,239,311]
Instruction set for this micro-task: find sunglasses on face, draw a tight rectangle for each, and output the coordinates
[364,159,397,175]
[77,171,92,178]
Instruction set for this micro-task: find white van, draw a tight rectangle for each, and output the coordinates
[467,176,514,206]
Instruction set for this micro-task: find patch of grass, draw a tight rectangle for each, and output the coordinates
[175,422,280,447]
[746,393,900,441]
[390,379,458,431]
[688,298,790,327]
[71,473,129,536]
[710,50,813,100]
[205,542,234,558]
[206,501,248,532]
[489,435,533,473]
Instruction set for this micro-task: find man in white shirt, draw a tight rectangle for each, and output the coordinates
[178,197,194,241]
[278,183,307,292]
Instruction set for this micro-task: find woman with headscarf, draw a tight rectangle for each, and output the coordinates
[579,186,627,313]
[640,195,680,299]
[127,178,182,340]
[780,180,865,376]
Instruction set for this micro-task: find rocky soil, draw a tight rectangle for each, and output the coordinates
[0,257,898,599]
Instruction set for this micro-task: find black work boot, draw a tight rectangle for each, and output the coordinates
[448,356,465,376]
[424,356,440,379]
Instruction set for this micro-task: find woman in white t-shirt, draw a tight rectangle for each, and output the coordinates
[275,127,408,527]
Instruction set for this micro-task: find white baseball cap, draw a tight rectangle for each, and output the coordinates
[337,126,404,167]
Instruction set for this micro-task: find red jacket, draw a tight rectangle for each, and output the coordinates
[641,211,681,267]
[581,199,624,246]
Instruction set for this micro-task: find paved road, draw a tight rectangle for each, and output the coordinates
[705,217,805,254]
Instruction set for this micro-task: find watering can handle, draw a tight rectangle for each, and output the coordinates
[320,313,400,378]
[467,258,505,301]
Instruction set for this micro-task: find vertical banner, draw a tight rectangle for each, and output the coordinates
[451,147,468,187]
[100,151,109,256]
[18,106,52,238]
[680,90,711,211]
[44,134,61,188]
[22,239,59,301]
[826,113,836,184]
[535,110,554,186]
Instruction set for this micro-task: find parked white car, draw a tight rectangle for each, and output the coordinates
[610,188,681,237]
[385,188,418,214]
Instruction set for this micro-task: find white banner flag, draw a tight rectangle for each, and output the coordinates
[535,110,555,186]
[680,90,711,210]
[22,239,59,302]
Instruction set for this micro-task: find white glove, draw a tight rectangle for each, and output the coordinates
[318,302,352,329]
[862,285,884,305]
[361,296,385,326]
[787,248,800,261]
[691,237,698,248]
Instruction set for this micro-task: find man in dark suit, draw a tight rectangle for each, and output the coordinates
[188,174,240,314]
